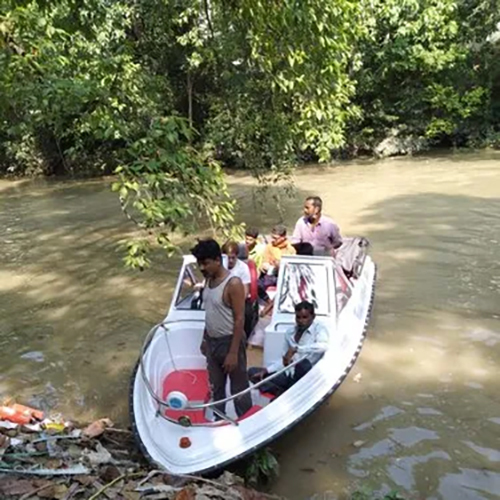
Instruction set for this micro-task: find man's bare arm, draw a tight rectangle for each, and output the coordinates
[223,277,246,372]
[228,277,245,349]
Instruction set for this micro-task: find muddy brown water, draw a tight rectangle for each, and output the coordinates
[1,151,500,499]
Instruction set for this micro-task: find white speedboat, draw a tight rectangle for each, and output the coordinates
[130,238,376,475]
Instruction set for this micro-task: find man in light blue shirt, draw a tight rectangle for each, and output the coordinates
[248,301,329,396]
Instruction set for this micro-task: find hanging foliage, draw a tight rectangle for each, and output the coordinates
[1,0,500,267]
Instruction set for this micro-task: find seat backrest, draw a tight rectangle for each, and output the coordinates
[237,242,247,260]
[336,237,369,279]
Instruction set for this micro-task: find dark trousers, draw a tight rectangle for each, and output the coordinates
[257,274,278,303]
[244,299,259,338]
[248,359,313,397]
[206,336,253,418]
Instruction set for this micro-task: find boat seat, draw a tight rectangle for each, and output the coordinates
[162,369,210,424]
[259,391,276,401]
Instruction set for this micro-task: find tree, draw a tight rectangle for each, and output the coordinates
[0,1,158,175]
[349,0,500,148]
[115,0,367,267]
[112,116,236,268]
[2,0,500,268]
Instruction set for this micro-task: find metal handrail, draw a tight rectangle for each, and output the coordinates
[185,355,307,410]
[138,323,215,426]
[138,323,176,413]
[138,323,307,425]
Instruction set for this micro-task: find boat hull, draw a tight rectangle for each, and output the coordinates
[130,256,376,475]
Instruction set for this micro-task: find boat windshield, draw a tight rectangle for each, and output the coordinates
[277,261,331,316]
[175,263,205,310]
[335,265,352,314]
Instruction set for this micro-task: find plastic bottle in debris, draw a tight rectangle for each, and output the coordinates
[0,404,44,425]
[0,406,31,425]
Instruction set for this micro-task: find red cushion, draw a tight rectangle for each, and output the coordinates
[162,369,210,402]
[161,371,262,425]
[162,370,210,424]
[259,392,275,400]
[247,260,259,303]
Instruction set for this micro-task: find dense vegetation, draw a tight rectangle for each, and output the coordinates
[1,0,499,265]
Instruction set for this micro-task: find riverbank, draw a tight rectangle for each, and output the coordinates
[0,412,284,500]
[2,146,499,181]
[0,409,407,500]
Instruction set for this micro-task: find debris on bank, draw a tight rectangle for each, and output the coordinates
[0,402,282,499]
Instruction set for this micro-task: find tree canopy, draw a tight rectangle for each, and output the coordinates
[1,0,499,266]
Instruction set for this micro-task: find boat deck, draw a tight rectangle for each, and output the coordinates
[246,345,263,368]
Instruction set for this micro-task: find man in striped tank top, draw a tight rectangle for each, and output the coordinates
[191,239,252,419]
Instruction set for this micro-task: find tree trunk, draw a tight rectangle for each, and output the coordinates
[187,71,193,130]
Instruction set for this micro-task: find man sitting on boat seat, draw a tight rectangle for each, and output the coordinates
[292,196,343,255]
[262,224,296,271]
[259,224,296,301]
[292,242,314,256]
[248,301,328,397]
[242,227,266,271]
[191,239,252,419]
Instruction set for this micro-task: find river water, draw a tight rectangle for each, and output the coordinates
[1,151,500,499]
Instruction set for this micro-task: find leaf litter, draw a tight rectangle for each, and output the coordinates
[0,410,284,500]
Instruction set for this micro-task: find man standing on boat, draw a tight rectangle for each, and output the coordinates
[222,240,251,297]
[191,239,253,419]
[292,196,343,255]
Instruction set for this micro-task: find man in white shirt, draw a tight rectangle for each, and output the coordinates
[248,301,328,396]
[223,241,256,338]
[222,241,251,295]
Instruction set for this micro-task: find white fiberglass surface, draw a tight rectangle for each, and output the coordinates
[133,257,375,474]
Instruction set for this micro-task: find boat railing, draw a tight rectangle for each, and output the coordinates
[139,323,307,427]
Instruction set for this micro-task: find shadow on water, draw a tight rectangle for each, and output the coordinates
[271,188,500,499]
[0,176,303,422]
[0,179,180,422]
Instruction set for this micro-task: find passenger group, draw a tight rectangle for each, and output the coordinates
[190,196,343,418]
